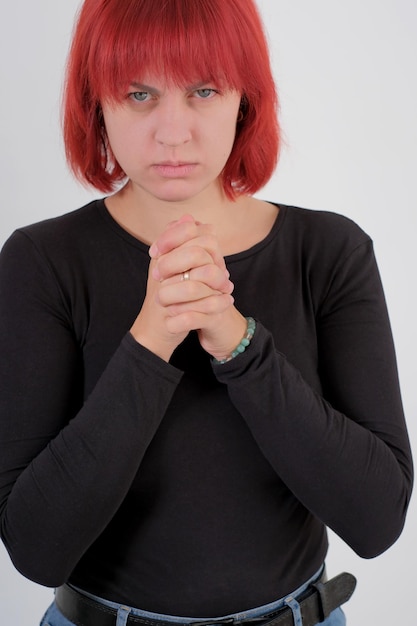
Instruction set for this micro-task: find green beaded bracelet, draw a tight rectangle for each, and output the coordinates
[213,317,256,364]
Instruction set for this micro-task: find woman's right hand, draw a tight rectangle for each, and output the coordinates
[129,215,234,361]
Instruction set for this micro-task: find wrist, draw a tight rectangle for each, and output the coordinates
[130,316,185,363]
[129,330,175,363]
[211,317,256,364]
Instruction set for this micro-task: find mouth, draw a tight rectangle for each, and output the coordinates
[152,162,198,178]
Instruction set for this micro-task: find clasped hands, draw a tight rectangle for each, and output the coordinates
[130,214,247,362]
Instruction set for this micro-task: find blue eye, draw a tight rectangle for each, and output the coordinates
[130,91,150,102]
[195,88,216,99]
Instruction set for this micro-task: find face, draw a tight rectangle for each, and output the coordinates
[101,76,241,204]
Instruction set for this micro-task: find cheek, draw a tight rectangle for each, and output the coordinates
[102,104,140,150]
[102,113,123,157]
[104,119,129,154]
[215,115,239,159]
[103,118,144,170]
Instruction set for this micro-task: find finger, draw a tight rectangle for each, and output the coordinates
[162,265,233,294]
[180,233,226,271]
[157,280,219,307]
[164,214,196,231]
[152,245,216,281]
[164,294,235,330]
[177,214,196,225]
[149,217,201,258]
[150,219,222,266]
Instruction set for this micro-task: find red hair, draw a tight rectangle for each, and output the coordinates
[63,0,280,199]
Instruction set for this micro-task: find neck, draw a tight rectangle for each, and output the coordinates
[104,179,245,245]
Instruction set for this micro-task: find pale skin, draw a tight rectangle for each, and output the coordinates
[102,75,278,362]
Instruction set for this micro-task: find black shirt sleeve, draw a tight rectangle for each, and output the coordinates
[0,230,182,585]
[213,238,413,558]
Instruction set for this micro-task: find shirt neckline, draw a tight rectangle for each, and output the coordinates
[96,198,287,261]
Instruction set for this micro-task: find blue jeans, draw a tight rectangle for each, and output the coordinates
[40,567,346,626]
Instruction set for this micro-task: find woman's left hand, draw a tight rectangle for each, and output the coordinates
[149,215,248,360]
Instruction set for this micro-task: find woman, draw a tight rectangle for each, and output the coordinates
[0,1,412,625]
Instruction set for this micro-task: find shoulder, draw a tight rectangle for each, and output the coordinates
[274,205,381,314]
[0,200,109,292]
[276,204,372,262]
[281,204,370,243]
[1,200,109,266]
[14,200,102,247]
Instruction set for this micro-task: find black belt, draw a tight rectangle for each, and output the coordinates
[55,572,356,626]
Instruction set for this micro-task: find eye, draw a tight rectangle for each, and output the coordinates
[129,91,151,102]
[194,88,217,99]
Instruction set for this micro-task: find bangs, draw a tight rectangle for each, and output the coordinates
[86,0,251,101]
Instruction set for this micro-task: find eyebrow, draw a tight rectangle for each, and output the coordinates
[129,80,212,94]
[129,82,158,93]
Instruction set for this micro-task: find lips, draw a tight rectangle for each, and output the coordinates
[152,162,198,178]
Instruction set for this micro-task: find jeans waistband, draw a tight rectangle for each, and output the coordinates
[56,568,357,626]
[70,565,325,623]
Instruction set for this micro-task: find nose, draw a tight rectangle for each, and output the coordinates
[154,97,193,147]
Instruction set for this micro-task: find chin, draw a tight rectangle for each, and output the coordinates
[130,175,220,205]
[149,181,211,204]
[152,191,196,204]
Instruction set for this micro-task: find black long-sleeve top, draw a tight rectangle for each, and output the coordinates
[0,200,413,616]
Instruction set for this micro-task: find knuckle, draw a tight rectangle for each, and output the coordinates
[198,264,217,283]
[185,281,201,299]
[205,295,224,314]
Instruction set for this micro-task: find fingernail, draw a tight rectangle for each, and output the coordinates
[152,266,161,281]
[149,243,159,258]
[178,214,195,224]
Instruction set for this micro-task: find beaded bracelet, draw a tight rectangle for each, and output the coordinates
[213,317,256,365]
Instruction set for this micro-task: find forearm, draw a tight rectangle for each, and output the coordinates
[1,334,182,585]
[213,322,413,557]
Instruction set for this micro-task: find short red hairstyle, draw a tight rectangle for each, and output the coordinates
[63,0,280,199]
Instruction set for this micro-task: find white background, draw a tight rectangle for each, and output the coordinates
[0,1,416,623]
